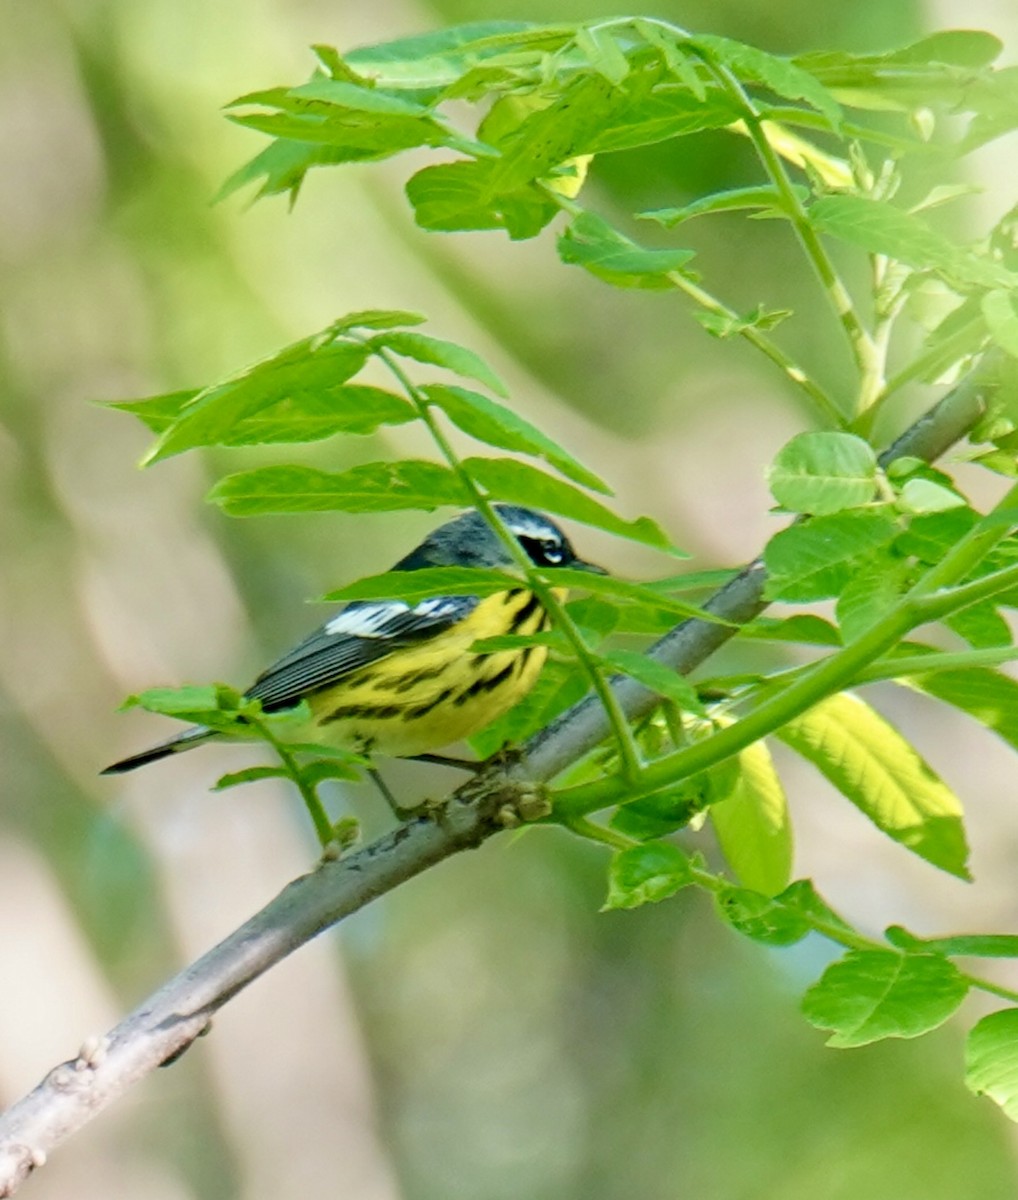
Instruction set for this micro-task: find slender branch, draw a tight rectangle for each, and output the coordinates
[690,49,880,394]
[0,359,996,1197]
[545,190,848,429]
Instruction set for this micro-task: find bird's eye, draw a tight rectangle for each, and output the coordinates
[520,535,566,566]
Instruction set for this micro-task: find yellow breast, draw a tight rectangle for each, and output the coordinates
[304,588,556,758]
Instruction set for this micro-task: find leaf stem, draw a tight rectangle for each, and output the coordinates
[249,717,334,847]
[690,48,880,405]
[545,190,848,429]
[371,344,646,782]
[554,483,1018,818]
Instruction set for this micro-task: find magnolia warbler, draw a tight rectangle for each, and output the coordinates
[102,505,604,779]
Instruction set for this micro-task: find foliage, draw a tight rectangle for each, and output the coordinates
[111,18,1018,1122]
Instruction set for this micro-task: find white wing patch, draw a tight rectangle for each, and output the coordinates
[324,595,466,639]
[325,600,410,638]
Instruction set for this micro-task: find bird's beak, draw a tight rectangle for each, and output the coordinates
[574,559,608,575]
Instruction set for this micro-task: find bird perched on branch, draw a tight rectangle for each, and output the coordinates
[102,505,603,779]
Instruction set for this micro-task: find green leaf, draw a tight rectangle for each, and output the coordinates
[423,383,610,492]
[885,30,1003,69]
[778,693,971,879]
[299,758,363,785]
[714,886,810,945]
[609,787,704,840]
[764,509,900,601]
[835,557,910,642]
[691,34,843,130]
[895,506,979,563]
[778,879,856,937]
[600,648,705,714]
[370,330,509,397]
[324,566,517,603]
[406,159,560,240]
[464,457,678,550]
[541,570,735,627]
[343,22,562,90]
[710,739,793,895]
[602,841,694,911]
[557,212,695,288]
[896,477,966,513]
[767,431,879,515]
[802,950,968,1047]
[907,667,1018,754]
[809,195,1017,291]
[945,601,1013,648]
[575,24,630,86]
[208,461,470,516]
[109,389,200,435]
[983,289,1018,359]
[287,76,433,116]
[632,19,707,100]
[145,339,371,463]
[639,184,806,227]
[693,304,792,340]
[214,766,291,790]
[583,84,741,153]
[122,684,245,730]
[967,1010,1018,1122]
[330,309,427,333]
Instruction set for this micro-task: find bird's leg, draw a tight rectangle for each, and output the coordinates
[368,766,424,824]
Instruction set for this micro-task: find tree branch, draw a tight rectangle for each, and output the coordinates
[0,358,997,1197]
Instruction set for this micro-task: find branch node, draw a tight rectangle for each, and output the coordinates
[74,1036,109,1072]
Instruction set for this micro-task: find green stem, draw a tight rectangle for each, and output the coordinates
[568,819,1018,1004]
[372,345,645,782]
[866,315,988,421]
[252,718,334,848]
[546,190,848,429]
[692,51,880,397]
[555,484,1018,818]
[856,645,1018,683]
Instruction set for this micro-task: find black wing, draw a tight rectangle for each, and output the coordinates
[245,594,479,713]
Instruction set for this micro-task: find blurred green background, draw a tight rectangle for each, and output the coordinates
[2,1,1018,1197]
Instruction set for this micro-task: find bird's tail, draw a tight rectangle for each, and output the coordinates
[101,726,215,775]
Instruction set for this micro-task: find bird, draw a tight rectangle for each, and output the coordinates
[102,505,604,782]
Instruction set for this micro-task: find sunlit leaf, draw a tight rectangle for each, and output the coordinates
[778,693,970,878]
[906,668,1018,753]
[764,510,900,601]
[810,195,1017,290]
[802,950,968,1047]
[692,34,843,130]
[710,739,793,895]
[967,1010,1018,1122]
[767,431,879,515]
[145,339,371,463]
[371,330,509,396]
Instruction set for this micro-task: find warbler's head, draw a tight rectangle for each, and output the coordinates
[395,505,604,573]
